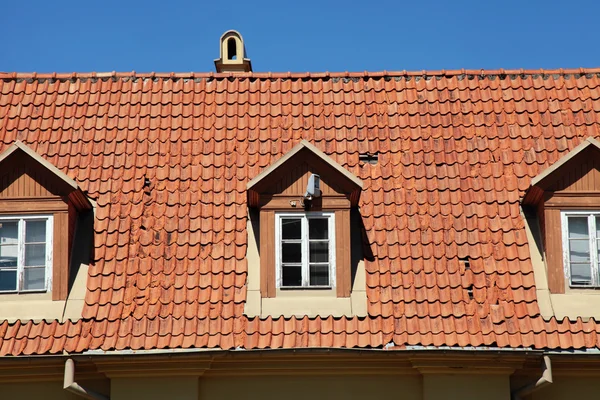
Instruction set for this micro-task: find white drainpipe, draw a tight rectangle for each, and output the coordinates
[63,358,109,400]
[512,355,553,400]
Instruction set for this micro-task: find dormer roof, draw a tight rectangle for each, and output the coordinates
[523,137,600,205]
[247,139,363,207]
[0,141,91,210]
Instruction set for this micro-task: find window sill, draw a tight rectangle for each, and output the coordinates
[260,292,366,318]
[0,291,53,301]
[0,290,49,295]
[244,289,367,318]
[276,287,337,298]
[546,293,600,320]
[0,297,65,322]
[567,285,600,291]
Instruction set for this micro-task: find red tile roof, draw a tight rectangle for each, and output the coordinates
[2,68,600,355]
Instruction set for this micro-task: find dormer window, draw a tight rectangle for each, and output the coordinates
[244,140,368,317]
[276,212,335,288]
[523,137,600,294]
[0,215,53,292]
[0,141,92,300]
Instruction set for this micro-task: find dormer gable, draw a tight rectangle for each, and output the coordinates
[0,141,90,210]
[247,139,363,209]
[0,141,91,300]
[524,137,600,207]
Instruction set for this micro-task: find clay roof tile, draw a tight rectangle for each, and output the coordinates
[2,70,600,354]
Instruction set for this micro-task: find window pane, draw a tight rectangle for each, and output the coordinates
[309,218,328,240]
[568,217,589,239]
[569,239,590,263]
[25,220,46,243]
[0,245,17,267]
[309,264,329,286]
[282,265,302,287]
[0,222,19,267]
[309,242,329,263]
[0,270,17,291]
[282,219,301,240]
[571,263,592,284]
[282,242,301,263]
[25,244,46,266]
[0,221,18,245]
[23,268,45,290]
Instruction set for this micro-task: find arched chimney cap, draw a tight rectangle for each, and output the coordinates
[214,30,252,73]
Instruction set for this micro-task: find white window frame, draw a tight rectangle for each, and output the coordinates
[275,212,336,289]
[0,215,53,293]
[561,211,600,287]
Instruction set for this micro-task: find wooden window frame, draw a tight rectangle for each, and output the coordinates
[561,211,600,287]
[0,214,53,293]
[261,208,351,298]
[0,199,72,300]
[542,196,600,294]
[275,212,336,289]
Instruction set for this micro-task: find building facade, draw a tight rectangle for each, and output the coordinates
[1,32,600,399]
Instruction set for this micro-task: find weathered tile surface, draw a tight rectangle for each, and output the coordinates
[1,69,600,355]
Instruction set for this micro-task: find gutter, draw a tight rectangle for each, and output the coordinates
[82,345,541,357]
[63,358,109,400]
[511,355,552,400]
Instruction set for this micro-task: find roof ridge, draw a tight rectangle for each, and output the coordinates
[1,67,600,81]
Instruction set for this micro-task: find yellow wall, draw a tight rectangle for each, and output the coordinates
[530,376,600,400]
[112,376,198,400]
[199,375,422,400]
[2,370,599,400]
[1,381,79,400]
[0,379,108,400]
[423,374,509,400]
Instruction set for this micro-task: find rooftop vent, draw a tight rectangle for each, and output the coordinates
[359,152,379,165]
[214,30,252,73]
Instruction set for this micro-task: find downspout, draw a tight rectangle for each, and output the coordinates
[63,358,110,400]
[511,355,552,400]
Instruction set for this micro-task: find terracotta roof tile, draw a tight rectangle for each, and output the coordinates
[3,69,600,354]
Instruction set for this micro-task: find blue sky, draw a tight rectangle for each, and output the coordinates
[2,0,598,73]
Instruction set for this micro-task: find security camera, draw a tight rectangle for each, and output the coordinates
[304,174,321,200]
